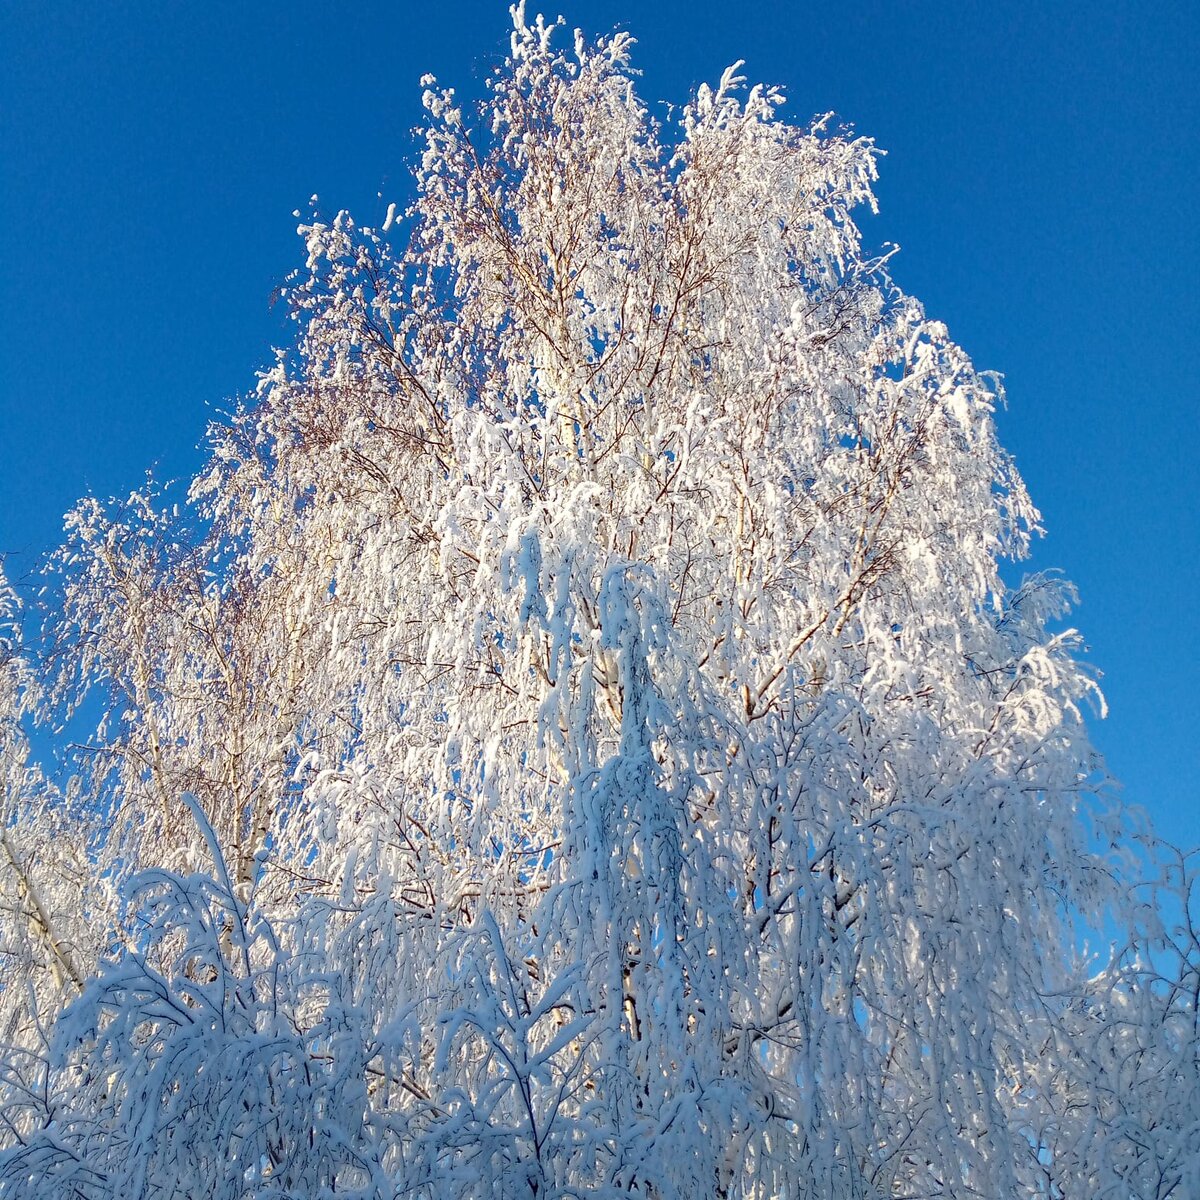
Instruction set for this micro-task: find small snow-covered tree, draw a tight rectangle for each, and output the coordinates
[1,8,1195,1198]
[1024,849,1200,1199]
[0,567,106,1150]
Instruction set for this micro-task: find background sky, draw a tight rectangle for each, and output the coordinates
[1,2,1196,850]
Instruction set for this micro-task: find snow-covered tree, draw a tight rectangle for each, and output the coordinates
[0,8,1195,1197]
[0,567,106,1151]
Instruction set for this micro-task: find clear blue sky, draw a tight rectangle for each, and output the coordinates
[2,2,1196,850]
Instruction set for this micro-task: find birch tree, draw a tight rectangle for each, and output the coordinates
[0,568,105,1150]
[0,8,1195,1198]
